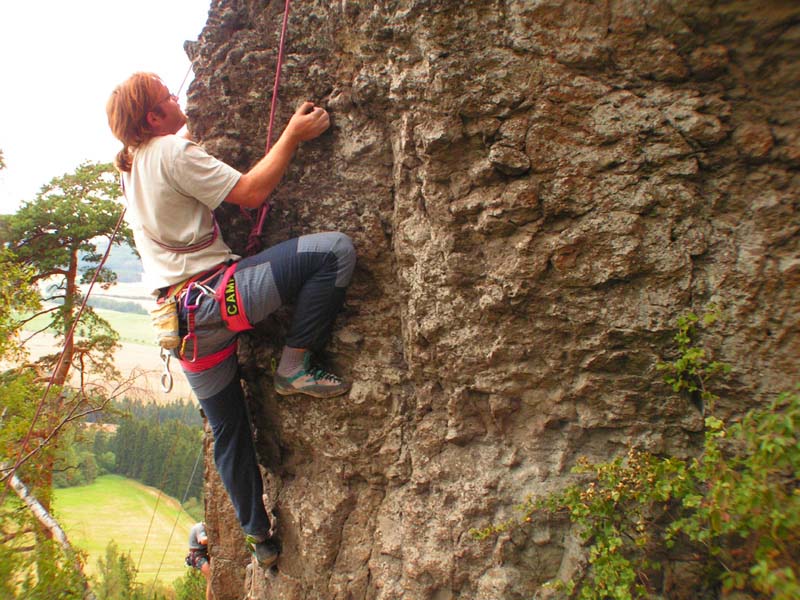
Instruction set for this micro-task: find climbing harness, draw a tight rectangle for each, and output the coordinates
[245,0,292,255]
[151,217,221,254]
[153,263,239,385]
[151,259,259,387]
[185,547,209,569]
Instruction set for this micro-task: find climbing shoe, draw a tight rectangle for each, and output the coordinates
[245,535,280,568]
[274,354,351,399]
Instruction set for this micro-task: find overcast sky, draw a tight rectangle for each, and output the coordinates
[0,0,211,215]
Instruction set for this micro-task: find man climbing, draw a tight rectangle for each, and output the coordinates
[187,522,212,600]
[106,73,356,567]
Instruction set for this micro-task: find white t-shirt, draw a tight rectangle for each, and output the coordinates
[122,135,242,294]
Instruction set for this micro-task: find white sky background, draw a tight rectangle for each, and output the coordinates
[0,0,212,215]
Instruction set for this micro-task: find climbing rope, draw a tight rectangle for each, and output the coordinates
[149,445,204,599]
[135,429,184,575]
[245,0,292,255]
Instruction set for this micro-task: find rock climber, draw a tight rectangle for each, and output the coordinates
[187,522,212,599]
[106,72,356,567]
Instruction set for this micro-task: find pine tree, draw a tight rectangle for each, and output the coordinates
[4,161,132,389]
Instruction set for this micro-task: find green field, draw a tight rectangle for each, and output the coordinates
[22,307,152,345]
[92,308,152,344]
[53,475,196,587]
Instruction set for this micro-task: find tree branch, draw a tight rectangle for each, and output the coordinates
[3,466,96,600]
[0,376,136,483]
[17,305,58,327]
[1,528,34,544]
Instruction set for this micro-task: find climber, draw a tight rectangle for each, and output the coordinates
[186,522,212,600]
[106,72,356,567]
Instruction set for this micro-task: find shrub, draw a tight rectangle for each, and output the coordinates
[173,568,205,600]
[471,310,800,599]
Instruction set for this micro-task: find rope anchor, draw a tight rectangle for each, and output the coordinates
[160,347,174,393]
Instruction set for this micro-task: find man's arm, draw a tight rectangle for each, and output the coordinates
[224,101,330,209]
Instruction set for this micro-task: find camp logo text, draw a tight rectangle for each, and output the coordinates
[225,278,239,316]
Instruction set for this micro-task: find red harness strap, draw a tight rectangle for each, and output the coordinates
[152,217,220,254]
[179,340,237,373]
[176,263,252,373]
[215,263,253,333]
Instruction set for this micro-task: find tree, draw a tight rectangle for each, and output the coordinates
[0,249,40,359]
[93,541,146,600]
[6,160,132,388]
[3,160,132,509]
[174,567,206,600]
[0,161,132,598]
[0,370,96,599]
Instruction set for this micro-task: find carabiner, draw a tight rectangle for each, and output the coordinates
[194,282,217,298]
[180,332,199,363]
[181,284,201,362]
[160,347,174,393]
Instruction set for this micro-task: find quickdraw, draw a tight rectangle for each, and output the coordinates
[158,264,227,388]
[179,279,217,362]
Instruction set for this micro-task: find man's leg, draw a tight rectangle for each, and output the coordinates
[234,232,356,397]
[196,373,280,567]
[199,558,212,600]
[236,232,356,348]
[178,286,271,537]
[198,376,272,538]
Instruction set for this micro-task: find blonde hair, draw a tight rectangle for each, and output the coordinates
[106,72,168,172]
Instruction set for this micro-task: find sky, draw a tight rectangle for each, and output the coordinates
[0,0,212,215]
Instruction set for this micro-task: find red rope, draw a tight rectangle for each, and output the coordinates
[246,0,292,255]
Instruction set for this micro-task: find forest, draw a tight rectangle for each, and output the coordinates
[55,398,204,516]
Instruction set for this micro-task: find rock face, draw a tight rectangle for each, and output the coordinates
[185,1,799,598]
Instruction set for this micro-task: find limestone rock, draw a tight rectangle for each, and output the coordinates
[185,1,800,598]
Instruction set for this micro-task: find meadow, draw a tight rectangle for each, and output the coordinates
[24,306,152,345]
[53,474,196,587]
[93,307,152,345]
[21,306,195,401]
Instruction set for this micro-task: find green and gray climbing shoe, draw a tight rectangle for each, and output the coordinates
[245,535,280,568]
[274,354,351,399]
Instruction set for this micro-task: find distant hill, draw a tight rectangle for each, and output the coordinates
[82,240,142,283]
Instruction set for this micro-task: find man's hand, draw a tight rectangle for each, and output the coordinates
[225,101,330,208]
[285,101,330,143]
